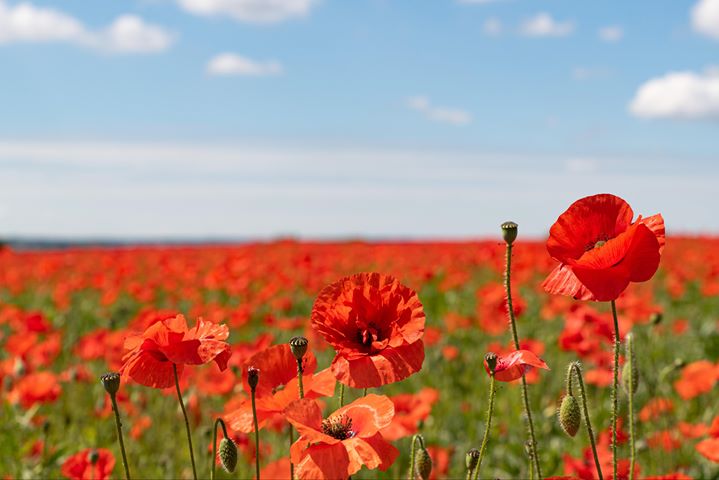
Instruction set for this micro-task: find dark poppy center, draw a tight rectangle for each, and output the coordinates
[586,234,610,251]
[321,415,354,440]
[359,325,380,346]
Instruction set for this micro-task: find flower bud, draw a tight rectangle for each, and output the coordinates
[247,366,260,391]
[465,448,480,471]
[558,394,581,437]
[219,437,238,473]
[501,221,518,245]
[289,336,309,361]
[89,449,99,465]
[100,372,121,396]
[484,352,498,374]
[414,447,432,480]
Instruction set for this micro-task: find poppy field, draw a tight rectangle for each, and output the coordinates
[1,194,719,480]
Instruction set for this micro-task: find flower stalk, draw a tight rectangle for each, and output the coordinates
[211,418,236,480]
[566,362,603,480]
[473,353,497,480]
[610,300,620,480]
[249,366,261,480]
[101,372,131,480]
[173,364,197,480]
[625,333,637,480]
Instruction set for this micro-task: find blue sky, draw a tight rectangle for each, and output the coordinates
[1,0,718,239]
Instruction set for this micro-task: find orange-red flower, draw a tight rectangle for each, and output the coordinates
[8,371,61,408]
[120,314,231,388]
[61,448,115,480]
[484,350,549,382]
[311,272,425,388]
[383,387,439,441]
[284,394,399,479]
[543,194,665,301]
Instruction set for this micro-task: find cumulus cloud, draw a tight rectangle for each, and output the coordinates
[692,0,719,40]
[483,17,502,36]
[598,25,623,42]
[406,96,472,126]
[520,13,574,37]
[629,67,719,120]
[207,53,283,76]
[0,1,174,53]
[178,0,316,24]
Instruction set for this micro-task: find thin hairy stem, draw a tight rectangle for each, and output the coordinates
[339,384,345,407]
[110,395,132,480]
[408,434,421,480]
[210,418,229,480]
[610,300,620,480]
[570,363,603,480]
[505,243,542,479]
[251,386,261,480]
[627,339,636,480]
[289,426,295,480]
[473,375,496,480]
[173,364,197,480]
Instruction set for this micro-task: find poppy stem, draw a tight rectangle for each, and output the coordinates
[473,374,496,480]
[610,300,620,480]
[407,434,422,480]
[173,364,198,480]
[363,387,368,396]
[251,383,261,480]
[210,418,229,480]
[296,358,305,400]
[504,241,543,479]
[110,394,132,480]
[289,425,295,480]
[626,335,636,480]
[339,384,345,407]
[569,362,603,480]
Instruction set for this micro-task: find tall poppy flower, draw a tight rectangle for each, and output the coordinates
[543,194,665,302]
[483,350,549,382]
[284,394,399,479]
[61,448,115,480]
[120,314,231,389]
[311,272,425,388]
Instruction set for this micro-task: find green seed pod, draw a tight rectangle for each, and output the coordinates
[289,336,309,362]
[413,447,432,480]
[501,221,518,245]
[558,394,581,437]
[465,448,480,471]
[247,366,260,391]
[100,372,121,395]
[219,437,238,473]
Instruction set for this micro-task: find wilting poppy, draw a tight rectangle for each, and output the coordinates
[543,194,665,301]
[61,448,115,480]
[484,350,549,382]
[311,272,425,388]
[120,314,231,389]
[284,394,399,479]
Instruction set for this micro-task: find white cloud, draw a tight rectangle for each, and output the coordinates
[406,96,472,126]
[178,0,316,24]
[0,1,174,53]
[520,13,574,37]
[598,25,623,42]
[482,17,502,36]
[629,67,719,120]
[207,53,283,76]
[692,0,719,40]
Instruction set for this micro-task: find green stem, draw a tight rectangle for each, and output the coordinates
[289,426,295,480]
[110,394,132,480]
[627,339,636,480]
[504,242,542,479]
[251,386,261,480]
[407,434,421,480]
[211,418,229,480]
[610,300,620,480]
[296,358,305,400]
[473,375,496,480]
[363,387,368,396]
[570,363,603,480]
[41,422,49,479]
[339,384,345,407]
[173,364,197,480]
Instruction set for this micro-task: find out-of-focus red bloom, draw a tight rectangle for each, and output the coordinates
[483,350,549,382]
[258,458,291,480]
[383,387,439,441]
[475,282,526,335]
[284,395,399,479]
[311,272,425,388]
[639,397,674,422]
[673,360,719,400]
[60,448,115,480]
[543,194,665,301]
[425,445,453,480]
[647,430,681,451]
[695,415,719,463]
[643,474,692,480]
[120,314,231,389]
[678,421,708,439]
[225,344,335,433]
[8,371,61,408]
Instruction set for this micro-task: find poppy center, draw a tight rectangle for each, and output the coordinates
[321,415,354,440]
[359,325,380,346]
[594,240,607,248]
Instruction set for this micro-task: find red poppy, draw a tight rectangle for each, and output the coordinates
[120,314,231,389]
[61,448,115,480]
[225,344,336,433]
[311,272,425,388]
[383,387,440,441]
[673,360,719,400]
[484,350,549,382]
[8,371,62,408]
[284,394,399,479]
[543,194,665,301]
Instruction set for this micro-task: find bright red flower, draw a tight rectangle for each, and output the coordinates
[8,371,61,408]
[484,350,549,382]
[543,194,665,301]
[383,387,439,441]
[120,314,231,388]
[284,395,399,479]
[673,360,719,400]
[61,448,115,480]
[696,438,719,463]
[311,272,425,388]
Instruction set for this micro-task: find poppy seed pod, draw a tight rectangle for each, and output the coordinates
[484,352,498,374]
[413,446,432,480]
[465,448,480,470]
[501,221,518,245]
[88,449,100,465]
[289,336,308,361]
[247,366,260,391]
[100,372,121,396]
[219,437,238,473]
[558,394,581,437]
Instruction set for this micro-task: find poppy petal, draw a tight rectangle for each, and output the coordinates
[542,264,595,301]
[343,434,399,474]
[331,341,424,388]
[334,394,395,438]
[295,442,351,480]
